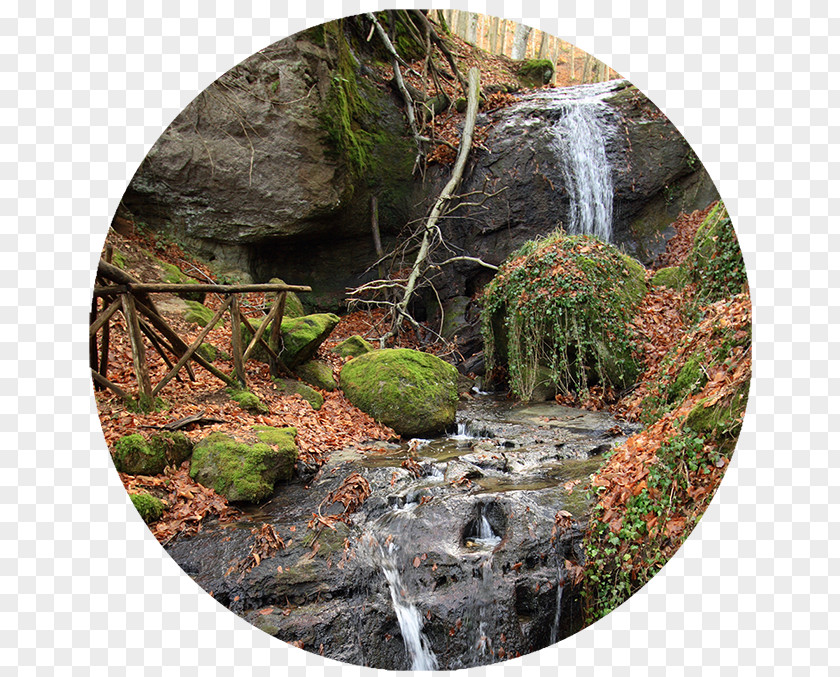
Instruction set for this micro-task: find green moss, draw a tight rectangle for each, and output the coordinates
[481,234,645,400]
[272,378,324,410]
[190,431,298,502]
[294,360,337,391]
[667,356,707,403]
[518,58,555,87]
[130,493,165,523]
[112,433,167,475]
[340,348,458,437]
[111,249,127,269]
[197,342,217,363]
[229,389,269,414]
[268,279,305,318]
[689,202,748,304]
[148,431,193,466]
[253,425,298,448]
[331,335,374,358]
[184,300,218,328]
[650,266,689,290]
[684,383,749,442]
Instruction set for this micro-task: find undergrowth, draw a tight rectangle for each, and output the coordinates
[480,233,646,400]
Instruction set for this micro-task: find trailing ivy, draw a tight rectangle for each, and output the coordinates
[480,233,646,400]
[688,202,748,305]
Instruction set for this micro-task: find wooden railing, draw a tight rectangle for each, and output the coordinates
[90,258,311,410]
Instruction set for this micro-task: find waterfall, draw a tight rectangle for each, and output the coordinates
[551,100,615,242]
[504,81,623,243]
[550,562,566,644]
[378,541,439,670]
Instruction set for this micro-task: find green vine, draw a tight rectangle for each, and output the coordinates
[480,233,646,400]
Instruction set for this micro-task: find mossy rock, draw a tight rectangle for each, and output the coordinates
[112,433,167,475]
[272,378,324,410]
[197,342,218,363]
[340,348,458,437]
[650,266,689,290]
[331,335,374,358]
[184,300,219,328]
[229,389,269,414]
[518,58,555,87]
[131,493,164,523]
[689,202,748,303]
[148,430,193,466]
[190,430,298,503]
[667,356,708,403]
[294,360,337,391]
[482,234,645,399]
[441,296,470,341]
[683,383,749,439]
[159,260,206,303]
[110,249,127,270]
[130,493,165,524]
[241,313,340,367]
[268,278,305,318]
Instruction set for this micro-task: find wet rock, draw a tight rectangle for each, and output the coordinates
[340,349,458,437]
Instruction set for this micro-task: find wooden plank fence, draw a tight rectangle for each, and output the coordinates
[90,258,311,410]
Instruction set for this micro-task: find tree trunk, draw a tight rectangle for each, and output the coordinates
[489,16,499,54]
[466,12,478,44]
[570,45,576,81]
[382,67,482,345]
[538,30,549,58]
[511,23,532,60]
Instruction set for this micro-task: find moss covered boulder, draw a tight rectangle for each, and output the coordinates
[184,300,219,328]
[294,360,337,391]
[518,58,555,87]
[190,428,298,503]
[112,431,193,475]
[242,313,339,367]
[481,233,645,400]
[689,202,748,303]
[272,377,324,409]
[340,348,458,437]
[268,278,305,318]
[148,431,193,466]
[112,433,167,475]
[130,493,165,523]
[331,335,374,358]
[650,265,689,290]
[229,389,269,414]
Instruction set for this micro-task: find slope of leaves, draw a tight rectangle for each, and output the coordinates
[583,292,751,621]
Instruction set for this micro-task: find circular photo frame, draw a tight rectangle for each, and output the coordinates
[91,11,750,670]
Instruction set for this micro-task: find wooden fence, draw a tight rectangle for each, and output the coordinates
[90,258,311,409]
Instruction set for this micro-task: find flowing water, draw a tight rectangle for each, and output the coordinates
[501,81,625,242]
[167,395,637,670]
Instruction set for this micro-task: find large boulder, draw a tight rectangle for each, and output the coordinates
[190,428,298,503]
[339,348,458,437]
[331,335,374,358]
[481,233,646,401]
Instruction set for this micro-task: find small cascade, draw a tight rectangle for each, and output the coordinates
[379,541,439,670]
[449,421,495,444]
[549,562,566,644]
[475,508,501,548]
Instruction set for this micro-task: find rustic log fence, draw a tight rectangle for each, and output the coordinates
[90,257,311,410]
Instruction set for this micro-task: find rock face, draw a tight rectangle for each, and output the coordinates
[190,428,298,503]
[120,29,416,303]
[340,349,458,437]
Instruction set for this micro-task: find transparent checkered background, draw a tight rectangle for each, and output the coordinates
[2,0,834,674]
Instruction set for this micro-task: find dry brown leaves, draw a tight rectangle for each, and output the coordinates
[122,464,239,543]
[227,523,286,580]
[308,472,372,532]
[654,202,718,269]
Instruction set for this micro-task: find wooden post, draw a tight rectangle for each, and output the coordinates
[99,246,113,383]
[151,296,233,397]
[269,292,286,378]
[121,293,154,410]
[229,294,246,388]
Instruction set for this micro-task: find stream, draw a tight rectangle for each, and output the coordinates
[167,396,637,669]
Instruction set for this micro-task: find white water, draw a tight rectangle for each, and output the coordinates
[506,81,624,243]
[551,101,615,242]
[550,562,566,644]
[379,541,439,670]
